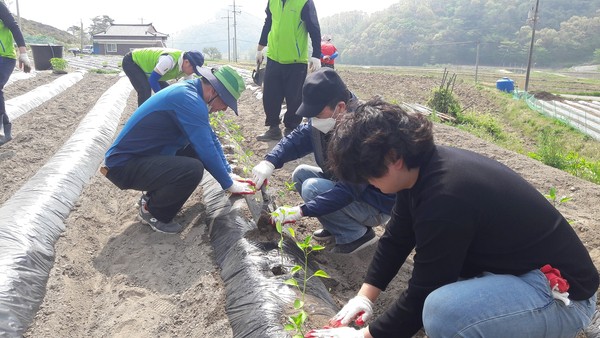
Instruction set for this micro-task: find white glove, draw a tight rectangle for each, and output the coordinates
[251,160,274,189]
[330,295,373,327]
[305,327,363,338]
[18,53,32,73]
[227,180,255,195]
[229,172,246,181]
[309,56,321,72]
[256,49,264,66]
[271,206,302,225]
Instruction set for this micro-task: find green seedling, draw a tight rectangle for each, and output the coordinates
[284,181,296,192]
[272,209,330,337]
[545,187,571,207]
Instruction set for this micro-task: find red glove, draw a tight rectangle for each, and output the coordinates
[541,264,569,293]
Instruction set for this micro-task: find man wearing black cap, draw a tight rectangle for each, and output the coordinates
[251,68,395,254]
[102,65,254,234]
[122,48,205,106]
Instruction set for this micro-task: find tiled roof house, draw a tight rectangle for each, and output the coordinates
[91,23,169,55]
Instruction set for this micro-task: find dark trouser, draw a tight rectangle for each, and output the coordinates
[262,58,307,129]
[321,63,334,69]
[122,52,168,107]
[0,56,16,131]
[105,152,204,222]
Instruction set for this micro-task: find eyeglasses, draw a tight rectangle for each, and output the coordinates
[206,94,227,112]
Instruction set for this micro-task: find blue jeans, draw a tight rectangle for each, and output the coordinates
[423,270,597,338]
[292,165,389,244]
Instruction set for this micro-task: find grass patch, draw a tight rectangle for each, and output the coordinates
[528,129,600,184]
[89,68,120,74]
[564,91,600,97]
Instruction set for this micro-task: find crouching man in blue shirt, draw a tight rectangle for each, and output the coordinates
[103,66,255,234]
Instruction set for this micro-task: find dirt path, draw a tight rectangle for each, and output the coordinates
[2,64,598,337]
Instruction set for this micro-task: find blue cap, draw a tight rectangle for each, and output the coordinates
[184,50,204,76]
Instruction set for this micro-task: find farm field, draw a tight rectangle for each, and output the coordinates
[1,55,599,337]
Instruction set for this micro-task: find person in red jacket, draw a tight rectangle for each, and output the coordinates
[320,35,338,69]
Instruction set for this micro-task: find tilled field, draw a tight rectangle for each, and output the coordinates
[2,57,599,337]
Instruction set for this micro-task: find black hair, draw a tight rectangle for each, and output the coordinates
[327,98,434,183]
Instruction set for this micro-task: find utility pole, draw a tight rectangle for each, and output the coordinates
[475,40,480,83]
[231,0,241,62]
[80,19,84,51]
[524,0,540,92]
[15,0,21,28]
[222,11,232,61]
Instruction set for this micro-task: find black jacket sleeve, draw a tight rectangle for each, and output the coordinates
[0,3,25,47]
[301,0,322,58]
[258,2,271,46]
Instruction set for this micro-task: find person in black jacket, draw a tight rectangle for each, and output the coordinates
[0,2,32,146]
[306,99,599,338]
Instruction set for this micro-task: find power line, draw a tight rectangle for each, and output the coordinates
[230,0,241,62]
[525,0,540,92]
[221,11,232,61]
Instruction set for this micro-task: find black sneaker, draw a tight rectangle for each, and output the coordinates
[256,126,282,142]
[331,228,377,254]
[0,135,12,146]
[313,228,333,242]
[138,206,182,234]
[283,128,294,137]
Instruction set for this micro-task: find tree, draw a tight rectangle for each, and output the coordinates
[593,49,600,64]
[67,26,80,36]
[202,47,222,60]
[88,15,114,37]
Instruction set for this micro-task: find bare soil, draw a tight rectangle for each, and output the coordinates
[3,60,598,337]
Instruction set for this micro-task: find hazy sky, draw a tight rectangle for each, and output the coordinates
[8,0,398,35]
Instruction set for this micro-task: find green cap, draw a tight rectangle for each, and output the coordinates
[197,65,245,115]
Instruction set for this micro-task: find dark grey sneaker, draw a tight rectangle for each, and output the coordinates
[256,126,282,141]
[138,206,182,234]
[283,128,294,137]
[0,135,12,146]
[331,228,377,254]
[313,228,333,242]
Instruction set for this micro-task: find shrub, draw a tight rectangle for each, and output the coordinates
[49,57,68,74]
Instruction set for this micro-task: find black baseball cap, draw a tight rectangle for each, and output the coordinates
[296,68,348,118]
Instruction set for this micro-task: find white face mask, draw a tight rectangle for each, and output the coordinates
[311,105,341,134]
[311,117,336,134]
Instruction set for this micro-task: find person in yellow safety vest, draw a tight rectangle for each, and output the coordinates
[255,0,322,142]
[122,48,204,106]
[0,1,32,146]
